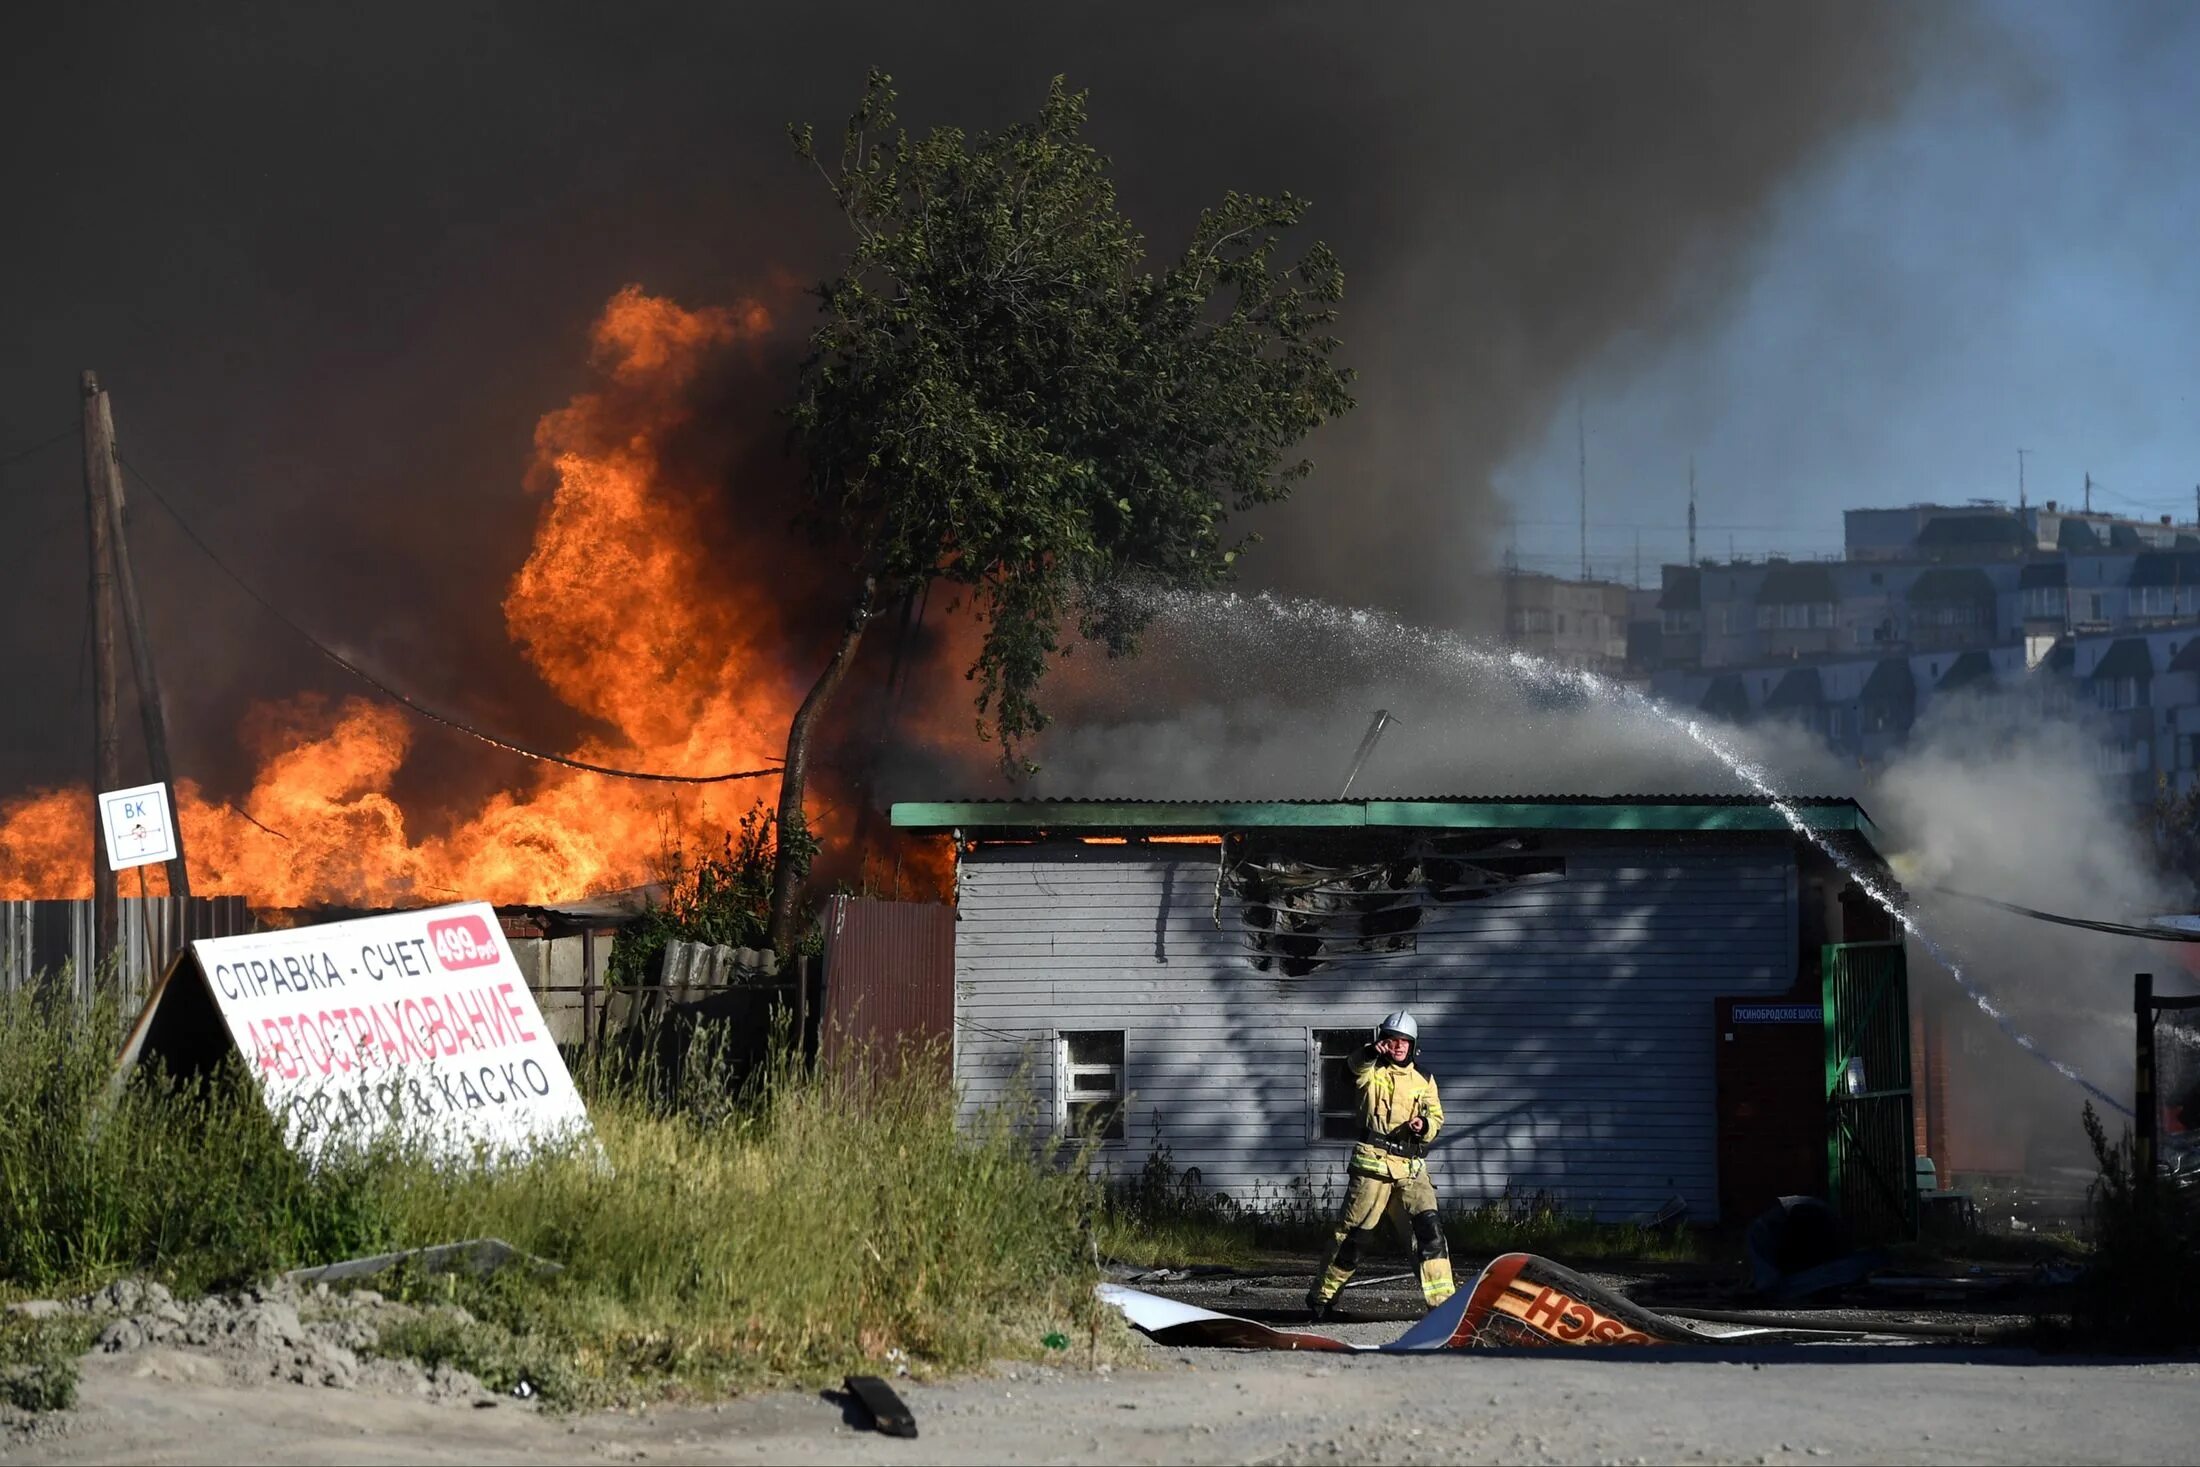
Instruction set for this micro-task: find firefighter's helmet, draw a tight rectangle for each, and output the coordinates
[1375,1010,1419,1062]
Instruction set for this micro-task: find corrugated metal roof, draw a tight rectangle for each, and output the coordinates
[498,884,666,931]
[903,793,1865,808]
[892,795,1884,850]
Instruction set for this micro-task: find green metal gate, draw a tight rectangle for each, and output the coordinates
[1823,940,1917,1242]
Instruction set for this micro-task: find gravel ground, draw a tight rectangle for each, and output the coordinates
[5,1267,2195,1465]
[8,1337,2198,1465]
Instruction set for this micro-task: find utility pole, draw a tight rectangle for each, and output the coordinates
[1633,529,1641,589]
[2085,471,2093,515]
[2016,448,2030,511]
[1576,400,1588,582]
[80,374,123,970]
[85,373,190,901]
[1688,457,1698,567]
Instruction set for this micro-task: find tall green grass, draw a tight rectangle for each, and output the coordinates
[1096,1142,1703,1268]
[0,991,1108,1399]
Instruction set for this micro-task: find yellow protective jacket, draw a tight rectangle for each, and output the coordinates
[1346,1044,1445,1179]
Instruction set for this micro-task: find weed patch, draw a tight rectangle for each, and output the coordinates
[0,1314,95,1414]
[0,992,1110,1400]
[2061,1103,2200,1350]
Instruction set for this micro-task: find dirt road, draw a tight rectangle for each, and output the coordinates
[9,1334,2197,1466]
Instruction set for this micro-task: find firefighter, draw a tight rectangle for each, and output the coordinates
[1305,1010,1453,1321]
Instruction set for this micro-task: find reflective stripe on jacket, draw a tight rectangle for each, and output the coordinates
[1346,1044,1445,1179]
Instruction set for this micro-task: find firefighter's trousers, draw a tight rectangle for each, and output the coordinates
[1310,1165,1454,1308]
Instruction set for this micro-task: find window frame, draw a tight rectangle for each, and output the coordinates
[1308,1028,1365,1143]
[1058,1030,1126,1143]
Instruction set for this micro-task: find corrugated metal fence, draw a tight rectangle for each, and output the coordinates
[819,895,954,1072]
[0,897,255,1008]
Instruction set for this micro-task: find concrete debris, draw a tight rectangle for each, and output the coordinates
[24,1274,504,1403]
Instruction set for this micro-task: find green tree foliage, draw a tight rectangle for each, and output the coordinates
[612,803,815,985]
[770,70,1354,946]
[2147,775,2200,906]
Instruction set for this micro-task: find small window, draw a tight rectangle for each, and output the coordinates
[1060,1031,1125,1141]
[1313,1029,1363,1141]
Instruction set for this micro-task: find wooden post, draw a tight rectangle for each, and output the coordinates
[80,372,122,974]
[795,953,810,1065]
[2136,972,2157,1204]
[581,928,598,1056]
[88,376,190,902]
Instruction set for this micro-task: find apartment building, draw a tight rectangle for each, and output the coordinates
[1643,503,2200,800]
[1500,570,1633,677]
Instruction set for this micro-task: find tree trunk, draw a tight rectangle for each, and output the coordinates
[768,577,877,954]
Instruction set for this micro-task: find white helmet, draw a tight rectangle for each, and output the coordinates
[1376,1010,1419,1060]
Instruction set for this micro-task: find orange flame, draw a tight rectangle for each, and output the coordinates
[0,286,825,907]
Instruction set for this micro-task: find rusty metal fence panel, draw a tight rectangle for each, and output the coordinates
[819,896,954,1073]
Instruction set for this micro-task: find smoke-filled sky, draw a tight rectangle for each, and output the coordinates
[5,2,2186,1141]
[1501,1,2200,577]
[0,0,2191,804]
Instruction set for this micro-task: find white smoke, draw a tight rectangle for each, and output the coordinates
[896,590,2172,1178]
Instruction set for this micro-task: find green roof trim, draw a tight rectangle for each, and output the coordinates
[891,797,1883,849]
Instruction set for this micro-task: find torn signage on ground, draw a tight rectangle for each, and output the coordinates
[1101,1253,1805,1353]
[115,902,592,1165]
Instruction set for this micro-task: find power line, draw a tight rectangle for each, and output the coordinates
[1927,884,2200,943]
[117,453,783,787]
[0,425,75,472]
[1507,517,1839,533]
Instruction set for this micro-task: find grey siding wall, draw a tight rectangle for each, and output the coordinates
[954,842,1797,1222]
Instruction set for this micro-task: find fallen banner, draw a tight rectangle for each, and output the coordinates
[1102,1252,1807,1353]
[1092,1286,1361,1353]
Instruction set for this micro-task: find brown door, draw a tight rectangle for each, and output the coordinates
[1715,998,1828,1226]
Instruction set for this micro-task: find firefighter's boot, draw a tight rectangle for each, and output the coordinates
[1309,1223,1373,1321]
[1413,1210,1456,1306]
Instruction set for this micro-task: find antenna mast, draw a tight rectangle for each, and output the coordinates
[1577,401,1588,581]
[1688,457,1698,567]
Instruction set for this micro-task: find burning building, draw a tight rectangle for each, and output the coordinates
[0,287,911,921]
[889,794,1918,1237]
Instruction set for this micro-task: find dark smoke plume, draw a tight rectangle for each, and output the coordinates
[0,1,1949,805]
